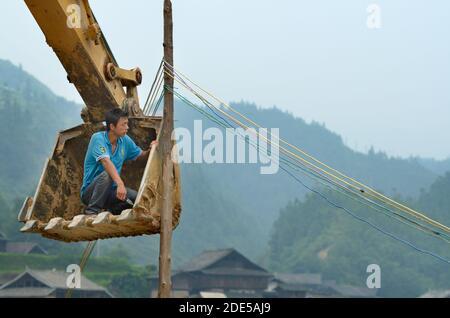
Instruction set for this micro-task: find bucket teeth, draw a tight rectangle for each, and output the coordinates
[68,215,87,229]
[92,212,114,226]
[44,217,64,231]
[20,220,40,233]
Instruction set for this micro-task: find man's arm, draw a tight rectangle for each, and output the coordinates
[135,140,158,161]
[136,149,150,161]
[100,157,127,201]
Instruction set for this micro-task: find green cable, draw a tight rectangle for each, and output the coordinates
[168,85,450,242]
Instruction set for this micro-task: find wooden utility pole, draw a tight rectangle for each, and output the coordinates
[158,0,174,298]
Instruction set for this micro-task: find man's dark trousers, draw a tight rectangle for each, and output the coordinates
[81,171,137,215]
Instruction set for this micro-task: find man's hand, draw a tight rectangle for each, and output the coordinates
[150,140,159,148]
[116,182,127,201]
[100,158,127,201]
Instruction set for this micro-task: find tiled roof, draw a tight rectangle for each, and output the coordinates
[178,248,235,272]
[0,287,55,297]
[5,242,48,254]
[0,269,111,294]
[273,273,322,285]
[201,268,272,277]
[178,248,268,274]
[419,290,450,298]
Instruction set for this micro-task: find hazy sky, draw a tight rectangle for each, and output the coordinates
[1,1,449,159]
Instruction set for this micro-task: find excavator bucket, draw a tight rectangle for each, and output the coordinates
[18,117,181,242]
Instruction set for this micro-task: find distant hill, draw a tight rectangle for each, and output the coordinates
[173,101,443,238]
[417,158,450,176]
[266,172,450,297]
[0,59,82,198]
[0,58,447,267]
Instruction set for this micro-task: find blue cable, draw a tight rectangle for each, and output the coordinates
[279,165,450,265]
[172,86,450,266]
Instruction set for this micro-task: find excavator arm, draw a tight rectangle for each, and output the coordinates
[25,0,143,122]
[18,0,181,242]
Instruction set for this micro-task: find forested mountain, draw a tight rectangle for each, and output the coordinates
[266,173,450,297]
[0,59,448,272]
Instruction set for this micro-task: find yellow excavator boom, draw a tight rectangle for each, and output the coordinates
[25,0,143,121]
[18,0,181,242]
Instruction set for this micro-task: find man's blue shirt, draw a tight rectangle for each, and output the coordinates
[81,131,142,197]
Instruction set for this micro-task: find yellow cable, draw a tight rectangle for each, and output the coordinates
[167,70,433,224]
[164,65,450,233]
[166,67,449,232]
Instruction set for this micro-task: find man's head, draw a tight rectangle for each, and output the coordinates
[105,108,129,137]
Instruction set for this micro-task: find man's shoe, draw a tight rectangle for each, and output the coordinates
[84,209,98,215]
